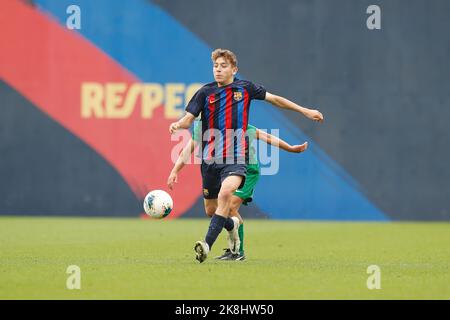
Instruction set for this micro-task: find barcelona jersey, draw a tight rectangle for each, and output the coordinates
[185,78,266,163]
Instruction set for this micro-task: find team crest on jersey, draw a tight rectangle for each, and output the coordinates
[233,92,243,101]
[203,188,209,196]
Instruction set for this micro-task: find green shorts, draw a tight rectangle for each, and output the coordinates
[233,164,260,205]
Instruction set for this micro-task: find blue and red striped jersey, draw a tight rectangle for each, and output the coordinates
[186,78,266,163]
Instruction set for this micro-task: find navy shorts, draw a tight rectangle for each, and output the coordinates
[201,162,247,199]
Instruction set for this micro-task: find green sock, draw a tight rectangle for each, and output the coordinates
[238,223,244,255]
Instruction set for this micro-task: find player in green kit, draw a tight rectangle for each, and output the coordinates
[168,119,308,260]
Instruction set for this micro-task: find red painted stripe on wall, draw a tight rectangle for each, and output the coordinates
[0,1,200,217]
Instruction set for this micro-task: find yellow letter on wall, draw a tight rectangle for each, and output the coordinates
[141,84,164,119]
[105,83,128,118]
[81,82,104,118]
[165,83,185,119]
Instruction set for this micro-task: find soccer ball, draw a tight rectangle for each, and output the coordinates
[143,190,173,219]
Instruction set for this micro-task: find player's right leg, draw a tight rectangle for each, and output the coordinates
[194,164,220,263]
[203,198,217,218]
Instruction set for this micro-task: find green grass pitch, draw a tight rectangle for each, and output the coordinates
[0,217,449,299]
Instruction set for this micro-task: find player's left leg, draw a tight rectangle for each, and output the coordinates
[205,174,242,252]
[222,164,260,261]
[195,165,244,263]
[216,164,247,254]
[203,197,246,261]
[217,196,246,260]
[203,198,237,260]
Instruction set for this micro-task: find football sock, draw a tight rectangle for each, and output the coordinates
[205,214,226,249]
[223,217,235,231]
[238,223,244,255]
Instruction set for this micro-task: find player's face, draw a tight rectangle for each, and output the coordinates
[213,57,237,86]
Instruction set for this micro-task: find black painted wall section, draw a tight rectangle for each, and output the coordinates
[152,0,450,220]
[0,81,141,216]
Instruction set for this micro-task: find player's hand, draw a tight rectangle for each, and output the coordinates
[167,172,178,190]
[289,142,308,153]
[307,109,324,123]
[169,122,180,134]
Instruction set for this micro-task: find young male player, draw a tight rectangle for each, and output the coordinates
[169,48,323,263]
[167,119,308,261]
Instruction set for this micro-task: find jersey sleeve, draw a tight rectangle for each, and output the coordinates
[247,81,266,100]
[185,87,206,117]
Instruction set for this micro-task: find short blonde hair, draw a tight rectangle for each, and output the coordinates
[211,48,238,67]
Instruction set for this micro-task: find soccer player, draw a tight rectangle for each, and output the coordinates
[167,119,308,261]
[169,48,323,263]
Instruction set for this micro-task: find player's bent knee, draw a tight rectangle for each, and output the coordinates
[205,211,214,218]
[203,199,218,217]
[230,198,241,211]
[218,190,233,203]
[205,209,214,217]
[229,207,243,223]
[204,204,216,217]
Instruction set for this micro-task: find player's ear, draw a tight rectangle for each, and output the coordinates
[233,67,238,75]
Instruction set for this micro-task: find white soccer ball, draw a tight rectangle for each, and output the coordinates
[143,190,173,219]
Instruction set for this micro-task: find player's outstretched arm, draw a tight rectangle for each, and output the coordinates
[169,112,196,134]
[256,129,308,153]
[264,92,324,123]
[167,139,197,190]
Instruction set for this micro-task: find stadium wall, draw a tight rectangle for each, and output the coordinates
[1,0,449,221]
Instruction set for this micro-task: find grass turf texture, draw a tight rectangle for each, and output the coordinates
[0,217,449,299]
